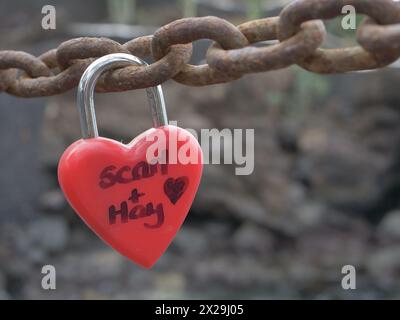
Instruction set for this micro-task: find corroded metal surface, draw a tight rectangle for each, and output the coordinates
[278,0,400,73]
[1,0,400,97]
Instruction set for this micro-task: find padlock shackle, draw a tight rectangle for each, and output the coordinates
[77,53,168,139]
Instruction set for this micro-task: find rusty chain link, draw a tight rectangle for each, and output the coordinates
[1,0,400,98]
[278,0,400,73]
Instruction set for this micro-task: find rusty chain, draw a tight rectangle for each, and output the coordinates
[1,0,400,98]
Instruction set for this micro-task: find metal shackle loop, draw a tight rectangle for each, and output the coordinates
[77,53,168,139]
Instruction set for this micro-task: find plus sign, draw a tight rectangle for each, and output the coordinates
[128,188,145,203]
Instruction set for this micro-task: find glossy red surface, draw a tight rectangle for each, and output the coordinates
[58,125,203,268]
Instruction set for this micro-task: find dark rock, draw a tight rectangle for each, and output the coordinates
[192,254,285,294]
[27,217,69,254]
[173,226,209,256]
[0,272,10,300]
[377,210,400,241]
[39,189,67,212]
[366,245,400,290]
[232,223,274,255]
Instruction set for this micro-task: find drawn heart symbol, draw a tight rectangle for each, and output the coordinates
[58,125,203,268]
[164,177,189,204]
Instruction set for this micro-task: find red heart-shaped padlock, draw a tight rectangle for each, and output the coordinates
[58,125,202,268]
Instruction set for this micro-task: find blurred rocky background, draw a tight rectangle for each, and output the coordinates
[1,0,400,299]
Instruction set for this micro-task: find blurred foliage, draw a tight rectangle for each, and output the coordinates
[179,0,197,18]
[266,66,330,119]
[246,0,263,20]
[265,11,366,118]
[325,15,364,47]
[107,0,136,24]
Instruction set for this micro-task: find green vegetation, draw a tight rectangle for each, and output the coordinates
[107,0,136,24]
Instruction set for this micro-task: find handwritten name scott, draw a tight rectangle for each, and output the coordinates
[99,161,168,189]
